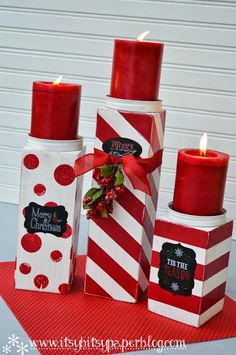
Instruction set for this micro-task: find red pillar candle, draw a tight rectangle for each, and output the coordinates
[30,78,81,140]
[110,33,164,101]
[173,137,229,216]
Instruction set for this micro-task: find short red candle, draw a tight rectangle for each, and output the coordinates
[30,81,81,140]
[110,39,164,101]
[173,149,229,216]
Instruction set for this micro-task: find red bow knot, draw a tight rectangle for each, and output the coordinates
[74,148,163,195]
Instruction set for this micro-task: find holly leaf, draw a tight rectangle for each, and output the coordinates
[84,187,99,198]
[100,165,115,177]
[91,188,104,202]
[83,187,104,209]
[83,204,92,210]
[114,165,124,186]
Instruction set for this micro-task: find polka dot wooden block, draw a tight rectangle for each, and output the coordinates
[15,142,84,294]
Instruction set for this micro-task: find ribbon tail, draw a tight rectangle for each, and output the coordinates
[138,149,163,173]
[122,155,152,195]
[74,153,96,176]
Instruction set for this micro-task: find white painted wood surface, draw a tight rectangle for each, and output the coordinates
[0,0,235,237]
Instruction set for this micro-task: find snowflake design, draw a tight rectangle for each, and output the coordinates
[171,282,179,292]
[8,334,19,347]
[16,342,29,355]
[2,344,11,354]
[175,247,183,258]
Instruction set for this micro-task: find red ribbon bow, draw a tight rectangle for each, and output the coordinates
[74,148,163,195]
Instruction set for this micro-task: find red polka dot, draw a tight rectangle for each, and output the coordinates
[22,208,26,217]
[23,154,39,170]
[54,164,75,186]
[34,184,46,196]
[62,224,72,238]
[21,233,42,253]
[44,201,58,207]
[34,274,49,289]
[50,250,62,262]
[19,263,31,274]
[58,283,69,294]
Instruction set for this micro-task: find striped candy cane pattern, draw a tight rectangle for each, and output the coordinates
[148,217,233,327]
[85,107,166,303]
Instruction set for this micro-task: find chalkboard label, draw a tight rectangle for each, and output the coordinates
[102,137,142,158]
[24,202,68,237]
[158,242,196,296]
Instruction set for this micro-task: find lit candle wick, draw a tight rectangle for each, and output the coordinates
[137,31,150,42]
[200,133,208,156]
[53,75,63,85]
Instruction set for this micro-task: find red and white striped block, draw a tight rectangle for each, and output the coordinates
[148,216,233,327]
[85,107,166,303]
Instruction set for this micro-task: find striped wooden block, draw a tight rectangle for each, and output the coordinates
[84,106,166,303]
[148,216,233,327]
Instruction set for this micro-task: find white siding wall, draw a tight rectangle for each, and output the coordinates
[0,0,236,236]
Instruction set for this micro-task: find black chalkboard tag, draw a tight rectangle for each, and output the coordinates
[158,242,196,296]
[102,137,142,158]
[24,202,68,237]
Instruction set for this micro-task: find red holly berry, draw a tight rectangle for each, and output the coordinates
[84,164,125,219]
[107,202,114,213]
[115,185,125,193]
[98,176,114,187]
[96,200,106,212]
[83,196,93,206]
[86,208,98,219]
[105,189,117,201]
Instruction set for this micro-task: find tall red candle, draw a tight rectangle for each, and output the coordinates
[173,148,229,216]
[30,80,81,140]
[110,36,164,101]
